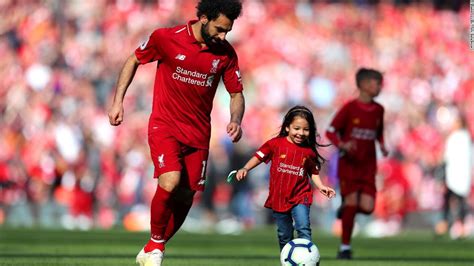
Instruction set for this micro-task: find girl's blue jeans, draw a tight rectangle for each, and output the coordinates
[272,204,311,250]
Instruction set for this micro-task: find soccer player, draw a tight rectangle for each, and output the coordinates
[234,106,336,250]
[107,1,244,265]
[325,68,388,259]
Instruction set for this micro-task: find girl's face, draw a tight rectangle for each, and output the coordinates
[285,116,310,145]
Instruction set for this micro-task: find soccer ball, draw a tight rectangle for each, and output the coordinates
[280,238,320,266]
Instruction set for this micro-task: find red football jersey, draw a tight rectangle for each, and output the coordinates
[135,20,243,149]
[326,99,385,181]
[255,137,320,212]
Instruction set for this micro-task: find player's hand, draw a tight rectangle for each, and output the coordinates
[319,186,336,199]
[339,140,356,153]
[236,168,248,181]
[226,121,242,143]
[108,103,124,126]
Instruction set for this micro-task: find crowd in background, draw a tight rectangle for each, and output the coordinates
[0,0,472,237]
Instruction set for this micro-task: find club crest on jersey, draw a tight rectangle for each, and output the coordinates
[158,154,165,168]
[352,118,360,125]
[280,154,286,159]
[210,59,220,73]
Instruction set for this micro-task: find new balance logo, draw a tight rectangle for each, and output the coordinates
[175,54,186,60]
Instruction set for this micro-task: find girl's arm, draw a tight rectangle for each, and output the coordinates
[311,174,336,199]
[236,156,262,181]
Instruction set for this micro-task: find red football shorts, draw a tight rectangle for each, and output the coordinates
[148,129,208,191]
[339,177,376,198]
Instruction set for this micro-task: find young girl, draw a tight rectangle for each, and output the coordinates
[234,105,336,250]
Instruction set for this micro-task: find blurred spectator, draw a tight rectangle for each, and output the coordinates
[435,108,473,239]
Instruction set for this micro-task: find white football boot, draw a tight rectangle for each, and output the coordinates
[146,249,164,266]
[136,248,147,266]
[136,248,164,266]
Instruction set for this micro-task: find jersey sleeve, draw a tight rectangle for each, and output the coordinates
[325,103,349,147]
[254,139,273,164]
[222,48,243,93]
[135,29,164,64]
[305,155,320,176]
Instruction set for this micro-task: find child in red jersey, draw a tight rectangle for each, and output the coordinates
[325,68,389,260]
[235,105,336,250]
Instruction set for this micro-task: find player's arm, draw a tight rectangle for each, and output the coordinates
[227,92,245,143]
[377,108,389,157]
[326,105,355,153]
[108,53,140,126]
[236,156,261,181]
[310,174,336,199]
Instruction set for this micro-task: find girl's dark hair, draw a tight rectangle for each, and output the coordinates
[278,105,327,169]
[196,0,243,21]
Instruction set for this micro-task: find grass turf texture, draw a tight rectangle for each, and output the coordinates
[0,227,473,265]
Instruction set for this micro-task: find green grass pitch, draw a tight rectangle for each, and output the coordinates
[0,227,473,265]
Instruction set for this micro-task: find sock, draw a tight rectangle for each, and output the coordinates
[341,206,358,245]
[164,199,193,241]
[148,185,173,250]
[144,238,165,252]
[339,244,351,251]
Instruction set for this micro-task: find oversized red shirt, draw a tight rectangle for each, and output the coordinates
[135,20,243,149]
[326,99,385,181]
[255,137,320,212]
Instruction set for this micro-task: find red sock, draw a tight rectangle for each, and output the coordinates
[144,238,165,252]
[341,206,358,245]
[148,185,173,249]
[164,200,193,241]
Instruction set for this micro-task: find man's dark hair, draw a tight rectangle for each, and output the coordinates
[196,0,243,21]
[356,68,383,88]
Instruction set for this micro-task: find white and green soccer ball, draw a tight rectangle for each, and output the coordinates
[280,238,320,266]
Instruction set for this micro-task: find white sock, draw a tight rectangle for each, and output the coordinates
[340,244,351,251]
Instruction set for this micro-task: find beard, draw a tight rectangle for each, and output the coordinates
[201,23,221,48]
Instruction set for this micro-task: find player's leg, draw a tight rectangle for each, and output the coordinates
[146,171,181,251]
[163,147,208,241]
[338,191,358,259]
[163,187,195,241]
[357,193,375,215]
[137,171,180,266]
[137,131,183,265]
[291,204,311,241]
[273,211,294,250]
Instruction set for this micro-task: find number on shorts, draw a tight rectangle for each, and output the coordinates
[201,160,207,178]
